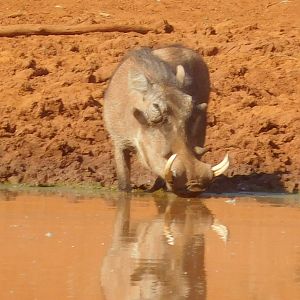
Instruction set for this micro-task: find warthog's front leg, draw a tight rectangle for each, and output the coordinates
[114,145,131,191]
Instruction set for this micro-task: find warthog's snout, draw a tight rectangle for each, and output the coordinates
[164,153,229,193]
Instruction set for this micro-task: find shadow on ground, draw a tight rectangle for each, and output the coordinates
[207,172,298,194]
[134,172,298,195]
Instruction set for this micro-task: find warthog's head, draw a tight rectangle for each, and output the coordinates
[128,48,229,194]
[164,152,229,194]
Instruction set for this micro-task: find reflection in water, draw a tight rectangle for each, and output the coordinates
[0,187,299,300]
[0,189,18,201]
[101,194,228,300]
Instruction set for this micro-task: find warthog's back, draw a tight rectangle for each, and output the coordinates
[152,46,210,103]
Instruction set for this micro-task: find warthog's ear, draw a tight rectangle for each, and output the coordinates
[133,108,148,126]
[129,69,149,93]
[176,65,185,86]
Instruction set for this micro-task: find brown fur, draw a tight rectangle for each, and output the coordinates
[103,46,213,193]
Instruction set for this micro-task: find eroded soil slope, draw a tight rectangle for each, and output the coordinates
[0,0,299,192]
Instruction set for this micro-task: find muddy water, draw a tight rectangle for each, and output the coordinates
[0,188,299,300]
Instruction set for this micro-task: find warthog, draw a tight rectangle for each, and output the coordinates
[104,45,229,194]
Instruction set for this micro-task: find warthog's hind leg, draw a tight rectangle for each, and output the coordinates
[114,145,131,191]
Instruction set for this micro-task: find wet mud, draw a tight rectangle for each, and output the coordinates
[0,1,299,192]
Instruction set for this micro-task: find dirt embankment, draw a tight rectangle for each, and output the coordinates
[0,0,299,193]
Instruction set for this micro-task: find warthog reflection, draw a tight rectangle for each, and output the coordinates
[101,195,228,300]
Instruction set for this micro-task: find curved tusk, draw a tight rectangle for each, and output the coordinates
[211,153,229,177]
[164,154,177,183]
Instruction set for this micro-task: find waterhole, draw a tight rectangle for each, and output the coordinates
[0,186,299,300]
